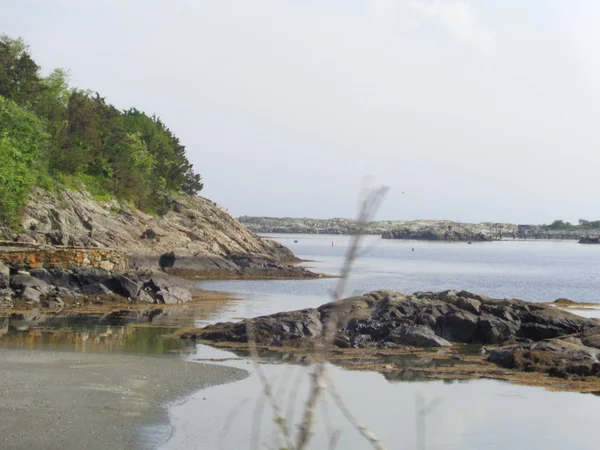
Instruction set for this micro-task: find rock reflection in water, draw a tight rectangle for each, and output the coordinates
[0,316,194,354]
[196,344,474,384]
[0,290,241,355]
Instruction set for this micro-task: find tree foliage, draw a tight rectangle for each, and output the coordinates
[0,96,48,225]
[0,35,202,225]
[0,35,41,105]
[542,219,600,230]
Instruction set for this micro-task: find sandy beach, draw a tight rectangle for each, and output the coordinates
[0,349,247,450]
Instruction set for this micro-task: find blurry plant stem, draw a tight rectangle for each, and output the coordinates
[295,185,389,450]
[217,398,249,450]
[416,393,443,450]
[326,372,387,450]
[244,184,389,450]
[247,322,295,449]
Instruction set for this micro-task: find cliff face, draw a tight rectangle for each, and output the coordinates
[1,188,299,273]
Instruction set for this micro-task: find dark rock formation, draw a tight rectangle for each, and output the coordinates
[158,251,176,269]
[7,267,194,307]
[488,330,600,378]
[187,290,596,348]
[578,236,600,244]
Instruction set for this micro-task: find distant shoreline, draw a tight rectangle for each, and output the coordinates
[242,217,597,242]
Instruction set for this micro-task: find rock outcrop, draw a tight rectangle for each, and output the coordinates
[578,236,600,244]
[239,216,515,239]
[186,290,596,347]
[7,267,194,307]
[488,328,600,378]
[186,289,600,380]
[382,222,494,241]
[0,187,312,276]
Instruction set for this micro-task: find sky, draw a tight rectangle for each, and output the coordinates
[2,0,600,223]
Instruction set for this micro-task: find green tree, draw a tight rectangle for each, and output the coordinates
[111,132,155,206]
[0,35,204,223]
[0,96,49,225]
[0,35,42,106]
[34,68,71,164]
[546,220,573,230]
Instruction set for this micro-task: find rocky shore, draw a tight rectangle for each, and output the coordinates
[0,187,321,310]
[0,262,199,309]
[180,290,600,390]
[0,187,314,277]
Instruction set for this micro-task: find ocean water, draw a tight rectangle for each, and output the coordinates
[161,234,600,450]
[192,234,600,327]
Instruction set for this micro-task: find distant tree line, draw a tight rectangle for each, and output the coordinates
[0,35,202,226]
[541,219,600,231]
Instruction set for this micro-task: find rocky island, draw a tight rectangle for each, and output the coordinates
[240,216,515,241]
[381,221,496,241]
[181,290,600,391]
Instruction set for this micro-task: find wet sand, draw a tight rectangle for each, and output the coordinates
[0,349,247,450]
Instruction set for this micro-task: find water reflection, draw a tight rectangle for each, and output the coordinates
[163,345,600,450]
[0,290,244,355]
[0,314,194,354]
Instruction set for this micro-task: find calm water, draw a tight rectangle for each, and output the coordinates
[193,234,600,327]
[161,234,600,450]
[2,234,600,449]
[164,346,600,450]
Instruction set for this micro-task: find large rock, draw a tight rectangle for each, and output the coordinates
[10,273,51,296]
[21,286,42,303]
[0,262,9,289]
[389,324,451,347]
[115,275,142,299]
[158,252,176,270]
[9,268,193,306]
[488,340,600,378]
[145,272,192,305]
[190,290,597,348]
[3,187,306,275]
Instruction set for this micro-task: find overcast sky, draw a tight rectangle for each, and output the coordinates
[2,0,600,223]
